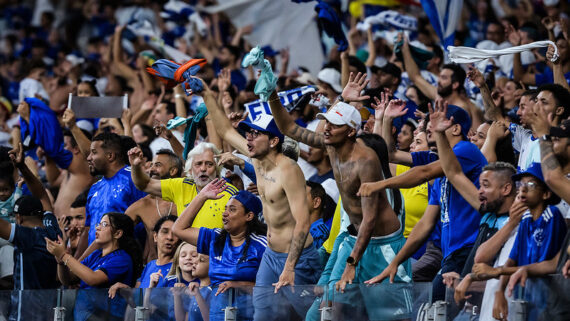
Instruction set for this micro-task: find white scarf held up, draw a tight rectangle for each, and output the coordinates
[447,41,558,64]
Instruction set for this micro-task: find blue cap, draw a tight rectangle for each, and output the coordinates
[446,105,471,139]
[512,162,561,205]
[238,114,284,141]
[261,45,278,58]
[231,190,262,217]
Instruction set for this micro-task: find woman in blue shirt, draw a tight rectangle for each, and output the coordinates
[45,212,143,321]
[172,179,267,321]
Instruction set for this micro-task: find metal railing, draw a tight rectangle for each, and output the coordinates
[0,275,568,321]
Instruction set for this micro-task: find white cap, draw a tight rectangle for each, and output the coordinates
[317,68,342,93]
[316,102,361,130]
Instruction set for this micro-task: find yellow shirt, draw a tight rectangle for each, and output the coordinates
[323,197,343,254]
[396,165,429,238]
[161,177,239,229]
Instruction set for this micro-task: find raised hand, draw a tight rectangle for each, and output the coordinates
[371,90,390,120]
[384,99,408,120]
[149,269,163,288]
[216,152,245,170]
[341,72,370,103]
[542,16,558,31]
[467,65,485,88]
[228,111,249,129]
[62,108,77,128]
[153,121,174,140]
[127,147,145,168]
[546,44,559,64]
[427,99,453,133]
[9,142,24,167]
[218,68,232,93]
[527,102,551,136]
[198,178,228,200]
[487,121,510,140]
[506,24,521,46]
[44,235,66,260]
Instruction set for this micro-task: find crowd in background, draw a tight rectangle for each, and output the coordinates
[0,0,570,320]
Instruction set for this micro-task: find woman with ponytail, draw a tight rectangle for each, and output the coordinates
[46,212,142,321]
[172,179,267,321]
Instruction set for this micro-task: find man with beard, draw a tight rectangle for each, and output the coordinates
[428,107,517,307]
[399,34,483,131]
[83,132,146,246]
[268,72,409,320]
[128,142,239,230]
[125,149,182,263]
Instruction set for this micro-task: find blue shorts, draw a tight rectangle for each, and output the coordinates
[253,246,321,321]
[327,231,413,320]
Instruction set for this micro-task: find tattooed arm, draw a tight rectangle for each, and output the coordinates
[267,91,326,148]
[540,139,570,203]
[274,158,311,292]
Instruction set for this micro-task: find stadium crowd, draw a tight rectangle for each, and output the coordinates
[0,0,569,320]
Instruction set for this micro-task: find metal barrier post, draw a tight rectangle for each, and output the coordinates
[511,300,527,321]
[433,301,447,321]
[134,288,148,321]
[224,288,237,321]
[53,289,65,321]
[320,285,332,321]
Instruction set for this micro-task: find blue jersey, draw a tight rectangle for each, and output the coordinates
[187,287,212,321]
[535,66,570,86]
[411,150,439,167]
[80,249,134,289]
[197,227,266,286]
[74,249,133,321]
[85,166,146,244]
[138,260,172,288]
[8,211,62,321]
[509,206,567,266]
[310,218,330,249]
[430,141,487,258]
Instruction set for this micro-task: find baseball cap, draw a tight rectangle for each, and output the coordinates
[445,105,471,139]
[238,114,284,141]
[316,102,362,130]
[550,119,570,138]
[317,68,343,93]
[13,195,44,216]
[231,190,262,217]
[512,162,561,205]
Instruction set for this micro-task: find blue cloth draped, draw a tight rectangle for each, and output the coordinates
[20,98,72,169]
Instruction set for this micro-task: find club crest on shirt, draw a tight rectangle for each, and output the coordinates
[533,228,545,247]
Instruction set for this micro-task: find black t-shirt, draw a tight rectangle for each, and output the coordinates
[9,211,61,290]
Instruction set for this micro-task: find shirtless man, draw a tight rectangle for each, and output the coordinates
[126,149,181,263]
[47,131,95,217]
[269,72,409,320]
[199,79,319,321]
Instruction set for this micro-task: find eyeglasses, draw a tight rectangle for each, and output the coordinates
[516,181,541,191]
[245,130,265,140]
[96,221,111,229]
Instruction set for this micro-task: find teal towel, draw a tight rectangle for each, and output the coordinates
[242,46,277,102]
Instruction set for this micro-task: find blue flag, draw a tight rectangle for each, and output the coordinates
[420,0,463,51]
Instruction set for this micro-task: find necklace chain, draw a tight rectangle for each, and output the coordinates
[155,198,173,218]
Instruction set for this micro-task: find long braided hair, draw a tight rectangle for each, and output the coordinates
[214,206,267,262]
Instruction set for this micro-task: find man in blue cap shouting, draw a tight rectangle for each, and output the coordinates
[198,79,320,321]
